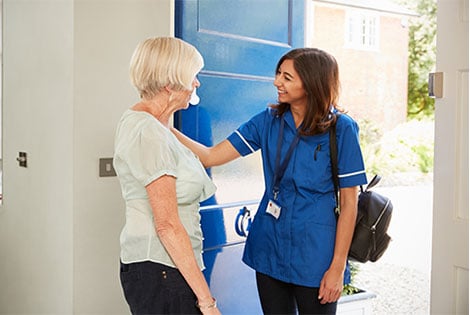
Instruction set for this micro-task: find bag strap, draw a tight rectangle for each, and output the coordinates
[328,117,340,213]
[365,174,382,191]
[330,119,381,197]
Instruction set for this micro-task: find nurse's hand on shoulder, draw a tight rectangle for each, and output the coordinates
[318,267,344,304]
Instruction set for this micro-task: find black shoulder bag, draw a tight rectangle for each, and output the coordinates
[329,119,393,263]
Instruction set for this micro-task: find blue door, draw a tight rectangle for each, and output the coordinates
[175,1,304,313]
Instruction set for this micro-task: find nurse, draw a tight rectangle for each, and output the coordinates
[172,47,367,315]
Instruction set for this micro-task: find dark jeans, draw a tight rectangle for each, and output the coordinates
[120,261,200,315]
[256,272,337,315]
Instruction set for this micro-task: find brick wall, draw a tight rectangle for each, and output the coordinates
[308,4,409,131]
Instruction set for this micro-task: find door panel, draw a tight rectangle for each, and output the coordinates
[196,75,276,142]
[175,1,304,314]
[199,0,290,44]
[176,0,302,78]
[175,0,304,201]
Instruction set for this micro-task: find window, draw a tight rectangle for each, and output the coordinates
[345,10,379,50]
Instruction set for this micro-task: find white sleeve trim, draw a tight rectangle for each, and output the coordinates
[338,170,366,178]
[235,130,256,153]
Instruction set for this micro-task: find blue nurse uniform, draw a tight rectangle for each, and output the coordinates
[227,107,367,287]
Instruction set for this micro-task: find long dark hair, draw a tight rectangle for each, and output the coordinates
[271,48,342,135]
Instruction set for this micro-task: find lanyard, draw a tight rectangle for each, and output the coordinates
[273,117,301,200]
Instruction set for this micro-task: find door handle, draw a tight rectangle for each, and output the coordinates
[235,206,252,237]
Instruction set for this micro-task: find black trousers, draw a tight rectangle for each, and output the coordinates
[120,261,200,315]
[256,272,337,315]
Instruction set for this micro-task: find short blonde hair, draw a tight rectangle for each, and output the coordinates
[129,37,204,99]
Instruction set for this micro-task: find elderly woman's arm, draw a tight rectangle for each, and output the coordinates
[146,175,220,315]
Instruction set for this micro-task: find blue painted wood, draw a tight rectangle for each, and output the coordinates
[175,1,304,313]
[176,0,303,78]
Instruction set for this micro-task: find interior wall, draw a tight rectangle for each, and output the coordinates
[73,1,173,313]
[0,0,75,313]
[0,0,173,314]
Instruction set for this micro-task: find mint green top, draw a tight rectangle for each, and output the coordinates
[113,109,216,269]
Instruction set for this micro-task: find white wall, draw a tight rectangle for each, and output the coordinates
[0,0,173,313]
[1,1,74,313]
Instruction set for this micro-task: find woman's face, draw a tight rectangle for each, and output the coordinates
[274,59,307,107]
[170,76,200,110]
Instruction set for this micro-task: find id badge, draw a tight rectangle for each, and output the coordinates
[266,199,281,219]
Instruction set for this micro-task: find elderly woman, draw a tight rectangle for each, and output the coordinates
[113,37,219,315]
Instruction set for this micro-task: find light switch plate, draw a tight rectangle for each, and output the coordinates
[99,158,116,177]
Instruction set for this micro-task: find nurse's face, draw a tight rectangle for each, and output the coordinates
[274,59,307,107]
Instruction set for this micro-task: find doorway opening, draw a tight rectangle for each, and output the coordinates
[306,0,436,313]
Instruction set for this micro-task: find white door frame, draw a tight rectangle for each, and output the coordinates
[431,0,469,313]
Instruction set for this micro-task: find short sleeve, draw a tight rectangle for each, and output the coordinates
[227,108,271,156]
[125,121,178,187]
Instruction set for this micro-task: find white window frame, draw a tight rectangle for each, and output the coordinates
[345,9,380,51]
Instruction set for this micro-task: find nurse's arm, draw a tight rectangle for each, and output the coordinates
[319,186,359,304]
[171,127,240,168]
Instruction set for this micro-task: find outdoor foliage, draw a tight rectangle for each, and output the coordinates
[342,261,361,295]
[344,0,437,296]
[359,118,434,185]
[344,118,434,295]
[395,0,437,119]
[357,0,437,179]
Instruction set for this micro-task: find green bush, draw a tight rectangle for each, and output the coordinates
[358,119,434,182]
[342,261,361,295]
[412,144,434,173]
